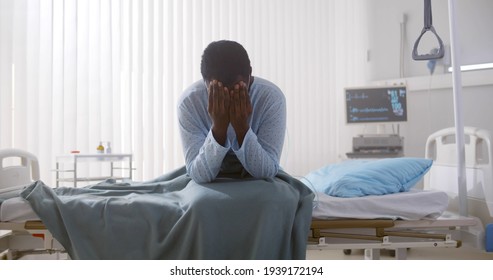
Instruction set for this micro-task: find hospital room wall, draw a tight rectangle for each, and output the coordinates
[362,0,493,159]
[367,0,493,80]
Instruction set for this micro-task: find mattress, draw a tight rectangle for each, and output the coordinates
[0,197,39,222]
[312,188,449,220]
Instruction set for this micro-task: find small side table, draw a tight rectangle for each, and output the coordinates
[55,153,133,187]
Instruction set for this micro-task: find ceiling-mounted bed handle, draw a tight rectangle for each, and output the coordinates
[412,0,445,61]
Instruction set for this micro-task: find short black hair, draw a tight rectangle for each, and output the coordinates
[200,40,252,87]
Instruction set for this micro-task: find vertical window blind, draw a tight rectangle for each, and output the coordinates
[0,0,368,185]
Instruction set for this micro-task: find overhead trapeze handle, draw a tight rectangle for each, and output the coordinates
[412,0,445,61]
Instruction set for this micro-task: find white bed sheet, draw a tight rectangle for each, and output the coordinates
[312,188,449,220]
[1,197,39,222]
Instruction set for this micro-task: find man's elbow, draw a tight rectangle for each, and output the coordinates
[187,166,214,184]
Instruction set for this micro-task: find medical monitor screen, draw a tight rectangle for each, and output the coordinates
[345,86,407,124]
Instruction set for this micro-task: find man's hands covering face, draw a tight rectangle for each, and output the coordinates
[208,80,230,130]
[207,80,252,146]
[229,82,252,133]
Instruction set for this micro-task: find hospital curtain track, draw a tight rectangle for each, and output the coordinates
[0,0,368,185]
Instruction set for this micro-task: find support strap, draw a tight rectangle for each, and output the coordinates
[412,0,445,60]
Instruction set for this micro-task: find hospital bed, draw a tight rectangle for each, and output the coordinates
[305,127,492,259]
[0,149,63,259]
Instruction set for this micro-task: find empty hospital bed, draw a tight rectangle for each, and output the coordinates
[305,127,492,259]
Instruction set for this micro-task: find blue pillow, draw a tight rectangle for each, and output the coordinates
[301,158,433,198]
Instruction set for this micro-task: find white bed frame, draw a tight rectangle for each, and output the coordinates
[0,149,39,198]
[307,216,476,260]
[0,149,64,260]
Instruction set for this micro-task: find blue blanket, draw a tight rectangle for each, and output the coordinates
[20,167,314,260]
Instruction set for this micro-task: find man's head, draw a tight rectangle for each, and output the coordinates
[201,40,252,89]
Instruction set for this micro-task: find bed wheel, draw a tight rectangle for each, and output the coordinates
[343,249,352,255]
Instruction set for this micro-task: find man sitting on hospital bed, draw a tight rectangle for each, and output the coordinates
[178,40,285,182]
[14,40,313,260]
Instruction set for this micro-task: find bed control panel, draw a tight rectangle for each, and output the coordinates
[347,134,404,158]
